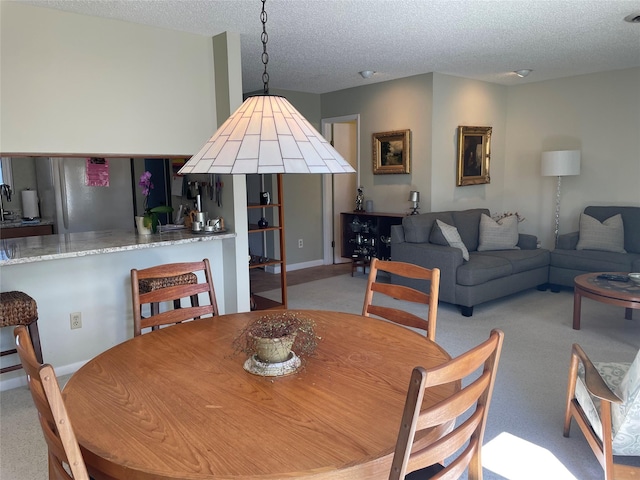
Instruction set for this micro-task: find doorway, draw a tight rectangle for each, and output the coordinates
[321,114,360,265]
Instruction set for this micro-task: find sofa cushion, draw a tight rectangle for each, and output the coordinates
[403,212,454,243]
[575,350,640,456]
[452,209,488,251]
[612,350,640,455]
[457,253,512,286]
[574,361,627,448]
[585,206,640,254]
[577,213,626,253]
[476,249,550,274]
[434,220,469,261]
[550,248,636,272]
[477,214,520,251]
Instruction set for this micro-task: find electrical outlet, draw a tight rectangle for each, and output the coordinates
[298,239,303,248]
[70,312,82,329]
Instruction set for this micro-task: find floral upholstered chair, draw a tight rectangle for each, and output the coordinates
[564,344,640,480]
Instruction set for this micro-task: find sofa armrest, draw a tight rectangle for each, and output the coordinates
[557,231,579,250]
[517,233,538,250]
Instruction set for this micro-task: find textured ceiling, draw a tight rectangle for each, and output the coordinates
[19,0,640,94]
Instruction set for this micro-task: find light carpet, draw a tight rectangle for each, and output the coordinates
[1,273,639,480]
[259,273,640,480]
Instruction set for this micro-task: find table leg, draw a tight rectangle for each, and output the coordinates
[625,308,633,320]
[573,289,582,330]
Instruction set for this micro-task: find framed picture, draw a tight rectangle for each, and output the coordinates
[457,126,491,186]
[372,130,411,174]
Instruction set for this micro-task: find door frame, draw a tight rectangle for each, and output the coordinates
[321,114,361,265]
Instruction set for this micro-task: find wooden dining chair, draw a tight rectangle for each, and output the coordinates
[362,258,440,341]
[389,329,504,480]
[563,344,640,480]
[131,258,219,336]
[13,325,90,480]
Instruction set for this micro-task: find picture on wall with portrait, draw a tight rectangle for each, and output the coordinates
[457,126,491,186]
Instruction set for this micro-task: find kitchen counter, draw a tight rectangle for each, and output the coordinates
[0,218,56,239]
[0,228,235,266]
[0,218,55,228]
[1,226,240,390]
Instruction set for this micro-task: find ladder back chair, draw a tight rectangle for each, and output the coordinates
[390,329,504,480]
[13,325,89,480]
[131,259,219,336]
[363,258,440,341]
[563,344,640,480]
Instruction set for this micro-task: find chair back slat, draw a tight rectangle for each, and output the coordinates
[366,305,430,332]
[139,282,212,304]
[131,258,219,336]
[389,329,504,480]
[363,258,440,341]
[407,409,483,475]
[139,305,216,331]
[14,326,89,480]
[416,373,490,430]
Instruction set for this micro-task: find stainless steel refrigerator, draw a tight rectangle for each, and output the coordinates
[36,157,135,234]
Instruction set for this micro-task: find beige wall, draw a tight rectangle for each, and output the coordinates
[271,88,325,266]
[322,74,433,213]
[505,67,640,248]
[322,68,640,250]
[2,2,638,259]
[431,73,508,214]
[0,2,216,156]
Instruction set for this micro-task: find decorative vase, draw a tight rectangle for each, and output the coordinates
[135,216,152,235]
[258,217,269,228]
[250,333,297,363]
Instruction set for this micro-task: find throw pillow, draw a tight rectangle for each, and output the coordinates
[576,213,626,253]
[429,221,449,246]
[477,214,520,251]
[432,220,469,261]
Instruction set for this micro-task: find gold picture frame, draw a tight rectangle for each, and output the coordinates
[372,130,411,174]
[457,126,491,186]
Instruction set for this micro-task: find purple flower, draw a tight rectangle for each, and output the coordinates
[139,171,154,211]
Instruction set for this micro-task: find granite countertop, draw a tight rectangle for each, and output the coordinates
[0,218,55,229]
[0,228,235,266]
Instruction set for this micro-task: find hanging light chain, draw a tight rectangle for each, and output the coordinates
[261,0,269,94]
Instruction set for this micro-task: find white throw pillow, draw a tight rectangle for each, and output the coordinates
[576,213,626,253]
[477,214,520,251]
[435,219,469,261]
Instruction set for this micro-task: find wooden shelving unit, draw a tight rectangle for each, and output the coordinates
[248,174,287,310]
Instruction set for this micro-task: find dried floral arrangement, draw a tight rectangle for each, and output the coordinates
[492,211,526,223]
[233,311,319,359]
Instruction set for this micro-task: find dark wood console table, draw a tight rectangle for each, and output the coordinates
[341,212,404,269]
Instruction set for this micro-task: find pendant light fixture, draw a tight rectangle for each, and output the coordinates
[179,0,354,175]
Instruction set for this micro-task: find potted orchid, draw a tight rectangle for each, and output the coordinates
[137,171,173,234]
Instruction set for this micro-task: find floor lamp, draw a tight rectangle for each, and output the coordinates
[541,150,581,246]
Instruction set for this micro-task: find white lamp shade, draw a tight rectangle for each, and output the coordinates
[408,191,420,202]
[179,95,355,175]
[541,150,581,177]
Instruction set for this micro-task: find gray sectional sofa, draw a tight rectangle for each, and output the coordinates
[390,208,549,316]
[549,205,640,289]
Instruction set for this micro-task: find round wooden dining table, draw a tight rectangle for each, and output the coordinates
[63,310,456,480]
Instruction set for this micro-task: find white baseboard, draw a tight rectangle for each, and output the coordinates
[264,259,325,274]
[0,360,88,392]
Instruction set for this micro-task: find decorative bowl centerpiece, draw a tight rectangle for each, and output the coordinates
[233,312,318,377]
[629,273,640,286]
